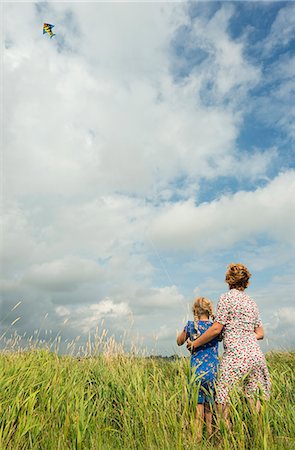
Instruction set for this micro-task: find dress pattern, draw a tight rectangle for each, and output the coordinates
[215,289,271,404]
[184,320,219,404]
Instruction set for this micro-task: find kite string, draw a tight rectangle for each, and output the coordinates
[146,233,186,310]
[146,233,190,358]
[146,234,175,287]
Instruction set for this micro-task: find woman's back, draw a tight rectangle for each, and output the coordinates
[216,289,263,357]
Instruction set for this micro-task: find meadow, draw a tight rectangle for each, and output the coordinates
[0,341,294,450]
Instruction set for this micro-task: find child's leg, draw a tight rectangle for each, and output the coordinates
[195,404,204,441]
[204,402,213,436]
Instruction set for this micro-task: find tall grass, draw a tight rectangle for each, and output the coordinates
[0,338,294,449]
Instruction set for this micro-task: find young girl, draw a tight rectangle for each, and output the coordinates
[177,297,219,439]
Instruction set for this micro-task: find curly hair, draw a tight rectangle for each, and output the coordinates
[225,263,251,290]
[192,297,214,336]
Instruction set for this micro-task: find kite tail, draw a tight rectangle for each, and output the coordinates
[50,34,56,39]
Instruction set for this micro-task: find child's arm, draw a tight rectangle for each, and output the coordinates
[254,326,264,340]
[176,329,188,346]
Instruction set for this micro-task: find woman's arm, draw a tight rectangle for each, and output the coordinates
[254,326,264,340]
[176,329,188,346]
[187,322,224,351]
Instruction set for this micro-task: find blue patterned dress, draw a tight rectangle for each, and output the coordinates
[184,320,219,404]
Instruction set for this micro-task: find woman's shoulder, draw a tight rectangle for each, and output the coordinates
[219,291,232,301]
[227,289,248,301]
[246,294,259,309]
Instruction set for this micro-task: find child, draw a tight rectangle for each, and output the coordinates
[177,297,219,440]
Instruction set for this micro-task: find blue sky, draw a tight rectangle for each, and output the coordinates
[2,1,295,355]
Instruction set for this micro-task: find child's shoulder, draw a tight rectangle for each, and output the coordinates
[184,320,194,330]
[198,320,213,331]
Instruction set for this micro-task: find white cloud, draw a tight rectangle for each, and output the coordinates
[3,1,269,204]
[244,6,295,144]
[2,206,41,274]
[275,307,295,327]
[55,306,70,317]
[238,243,294,272]
[149,170,295,252]
[265,306,295,351]
[154,324,175,341]
[133,285,185,312]
[22,256,103,291]
[187,4,261,102]
[2,2,294,353]
[260,4,295,56]
[55,298,131,334]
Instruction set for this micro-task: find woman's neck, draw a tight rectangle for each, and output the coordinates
[198,314,210,321]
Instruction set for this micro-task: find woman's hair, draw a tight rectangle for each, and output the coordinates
[225,263,251,290]
[192,297,214,334]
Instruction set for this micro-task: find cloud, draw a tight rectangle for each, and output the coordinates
[181,3,261,102]
[131,285,185,314]
[275,307,295,327]
[4,1,270,205]
[22,256,103,291]
[2,2,294,354]
[154,324,175,341]
[260,317,295,353]
[55,298,131,334]
[243,5,295,144]
[259,3,295,56]
[149,170,295,252]
[252,53,295,142]
[2,206,40,274]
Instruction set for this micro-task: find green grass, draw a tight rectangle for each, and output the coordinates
[0,347,294,449]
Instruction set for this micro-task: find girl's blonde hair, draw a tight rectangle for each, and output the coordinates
[192,297,214,335]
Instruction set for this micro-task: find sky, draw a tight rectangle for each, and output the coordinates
[1,0,295,355]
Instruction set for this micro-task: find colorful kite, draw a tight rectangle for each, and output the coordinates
[43,23,55,39]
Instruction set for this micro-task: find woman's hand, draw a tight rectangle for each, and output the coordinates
[190,322,224,349]
[254,326,264,340]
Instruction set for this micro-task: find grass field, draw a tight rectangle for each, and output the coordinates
[0,344,294,449]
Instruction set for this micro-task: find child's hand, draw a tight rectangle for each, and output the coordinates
[191,331,201,340]
[186,339,193,352]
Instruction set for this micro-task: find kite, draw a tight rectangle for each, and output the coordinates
[43,23,55,39]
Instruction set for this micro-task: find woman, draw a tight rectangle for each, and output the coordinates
[187,263,271,421]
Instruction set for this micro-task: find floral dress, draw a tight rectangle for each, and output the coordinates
[184,320,219,404]
[215,289,271,405]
